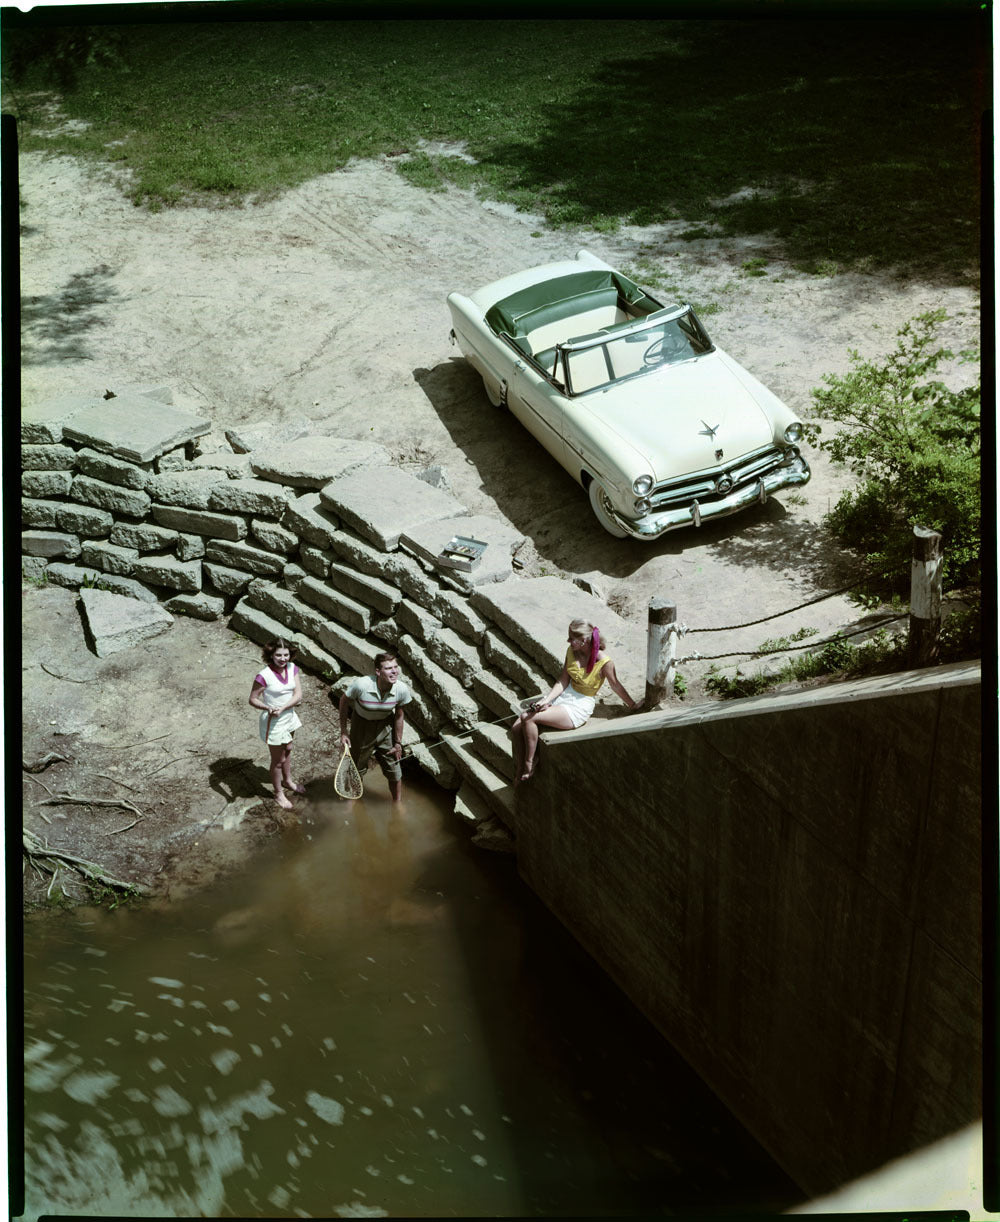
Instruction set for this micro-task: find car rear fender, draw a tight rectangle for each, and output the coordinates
[447,292,522,396]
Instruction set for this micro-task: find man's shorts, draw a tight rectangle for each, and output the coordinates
[350,714,402,782]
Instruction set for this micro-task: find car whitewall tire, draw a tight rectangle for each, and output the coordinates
[587,479,630,538]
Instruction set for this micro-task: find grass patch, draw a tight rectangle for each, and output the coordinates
[740,257,768,277]
[2,14,983,282]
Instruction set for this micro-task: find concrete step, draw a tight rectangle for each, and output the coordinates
[472,671,523,721]
[398,632,480,730]
[482,628,550,697]
[470,718,517,782]
[441,734,515,830]
[453,782,492,825]
[406,739,459,790]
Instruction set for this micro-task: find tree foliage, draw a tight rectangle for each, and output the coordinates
[809,310,980,592]
[4,25,124,91]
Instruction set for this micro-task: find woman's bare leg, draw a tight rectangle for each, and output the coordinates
[269,744,293,809]
[520,706,576,781]
[281,745,304,794]
[511,718,525,786]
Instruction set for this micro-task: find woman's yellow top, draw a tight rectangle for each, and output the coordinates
[565,647,611,698]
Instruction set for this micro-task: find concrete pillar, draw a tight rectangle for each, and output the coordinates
[645,597,677,710]
[908,525,942,668]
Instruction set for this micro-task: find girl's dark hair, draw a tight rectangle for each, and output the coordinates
[262,637,298,664]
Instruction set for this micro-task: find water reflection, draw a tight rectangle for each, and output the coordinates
[23,774,799,1218]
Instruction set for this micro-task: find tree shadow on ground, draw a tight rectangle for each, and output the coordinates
[21,263,118,364]
[472,18,982,284]
[415,357,856,590]
[708,515,862,592]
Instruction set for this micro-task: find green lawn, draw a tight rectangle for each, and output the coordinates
[3,14,984,283]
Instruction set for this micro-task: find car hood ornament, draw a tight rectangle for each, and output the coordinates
[699,420,720,438]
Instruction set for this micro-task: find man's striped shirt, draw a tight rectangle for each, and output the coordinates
[345,675,413,721]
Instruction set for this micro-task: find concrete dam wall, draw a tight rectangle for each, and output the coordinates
[514,660,982,1198]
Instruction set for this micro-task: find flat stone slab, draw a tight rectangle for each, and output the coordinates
[78,588,174,657]
[62,394,212,463]
[21,393,106,444]
[400,514,525,590]
[320,467,469,551]
[470,574,646,698]
[250,435,391,488]
[225,419,313,454]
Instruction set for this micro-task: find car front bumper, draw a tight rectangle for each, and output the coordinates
[609,452,811,540]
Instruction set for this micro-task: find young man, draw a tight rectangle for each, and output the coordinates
[338,651,412,801]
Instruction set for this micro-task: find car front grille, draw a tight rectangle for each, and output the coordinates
[649,445,788,509]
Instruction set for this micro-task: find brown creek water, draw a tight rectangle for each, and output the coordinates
[22,772,800,1218]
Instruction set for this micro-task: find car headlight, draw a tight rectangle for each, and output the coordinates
[632,474,654,496]
[784,422,803,444]
[633,497,651,517]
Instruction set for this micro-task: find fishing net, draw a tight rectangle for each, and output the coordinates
[333,745,364,799]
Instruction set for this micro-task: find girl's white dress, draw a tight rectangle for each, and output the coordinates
[255,664,302,745]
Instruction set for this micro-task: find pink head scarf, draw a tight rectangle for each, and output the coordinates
[587,626,601,674]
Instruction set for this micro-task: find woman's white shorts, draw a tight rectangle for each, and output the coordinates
[551,686,595,728]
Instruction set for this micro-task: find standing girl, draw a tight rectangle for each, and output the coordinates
[512,619,641,784]
[249,638,305,810]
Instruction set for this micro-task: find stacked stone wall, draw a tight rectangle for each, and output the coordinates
[21,387,647,829]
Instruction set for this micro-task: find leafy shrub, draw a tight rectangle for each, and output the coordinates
[808,310,980,592]
[939,593,981,659]
[704,628,909,700]
[4,25,124,89]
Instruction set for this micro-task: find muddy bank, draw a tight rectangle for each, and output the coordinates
[21,581,348,910]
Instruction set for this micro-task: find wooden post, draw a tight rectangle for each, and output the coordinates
[908,525,943,668]
[645,597,677,710]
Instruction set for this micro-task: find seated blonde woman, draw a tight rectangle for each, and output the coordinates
[512,619,641,784]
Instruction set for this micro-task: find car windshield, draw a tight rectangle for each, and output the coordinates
[561,309,713,395]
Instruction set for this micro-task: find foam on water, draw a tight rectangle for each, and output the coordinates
[305,1091,345,1125]
[62,1070,120,1104]
[210,1049,241,1075]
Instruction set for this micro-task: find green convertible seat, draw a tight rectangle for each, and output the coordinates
[485,269,654,338]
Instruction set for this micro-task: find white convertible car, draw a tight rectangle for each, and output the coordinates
[447,250,810,539]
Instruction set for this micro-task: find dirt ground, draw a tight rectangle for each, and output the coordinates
[18,145,980,908]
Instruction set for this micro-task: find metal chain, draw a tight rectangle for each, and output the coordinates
[687,563,910,635]
[678,614,910,664]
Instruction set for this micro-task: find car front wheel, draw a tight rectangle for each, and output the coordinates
[587,479,630,538]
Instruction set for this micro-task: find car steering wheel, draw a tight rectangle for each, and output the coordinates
[643,333,685,365]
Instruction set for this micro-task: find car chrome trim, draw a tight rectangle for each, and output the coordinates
[608,455,811,539]
[559,304,692,352]
[647,445,788,508]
